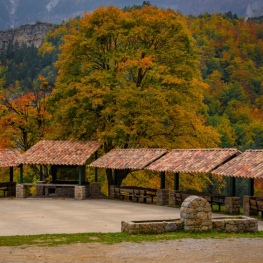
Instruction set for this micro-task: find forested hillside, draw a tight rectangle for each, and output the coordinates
[1,5,263,194]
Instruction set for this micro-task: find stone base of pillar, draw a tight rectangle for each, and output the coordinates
[225,196,240,214]
[90,182,102,198]
[74,185,87,200]
[16,184,29,198]
[157,189,169,206]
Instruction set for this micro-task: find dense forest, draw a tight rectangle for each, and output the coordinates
[1,4,263,195]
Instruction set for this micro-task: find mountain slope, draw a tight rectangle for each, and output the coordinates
[0,0,262,30]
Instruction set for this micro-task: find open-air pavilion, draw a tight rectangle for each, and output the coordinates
[89,148,169,202]
[145,148,241,193]
[0,148,22,196]
[21,140,101,184]
[16,140,101,199]
[212,149,263,196]
[89,148,169,185]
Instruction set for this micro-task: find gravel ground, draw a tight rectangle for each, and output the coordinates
[0,238,262,263]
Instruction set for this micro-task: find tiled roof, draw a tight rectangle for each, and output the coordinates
[22,140,101,166]
[0,149,22,167]
[146,148,241,173]
[212,149,263,179]
[89,148,168,170]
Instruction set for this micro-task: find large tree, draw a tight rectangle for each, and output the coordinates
[47,6,220,186]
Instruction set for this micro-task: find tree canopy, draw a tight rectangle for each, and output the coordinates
[48,6,220,152]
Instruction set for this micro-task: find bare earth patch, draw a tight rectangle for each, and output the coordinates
[0,238,262,263]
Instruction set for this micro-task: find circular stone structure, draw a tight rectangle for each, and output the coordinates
[180,195,212,231]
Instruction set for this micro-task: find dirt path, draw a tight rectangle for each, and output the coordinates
[0,238,262,263]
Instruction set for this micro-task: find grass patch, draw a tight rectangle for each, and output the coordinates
[0,231,263,247]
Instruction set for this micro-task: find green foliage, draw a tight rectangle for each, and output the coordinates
[0,41,58,91]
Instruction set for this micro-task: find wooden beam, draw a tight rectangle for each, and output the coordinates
[174,172,179,191]
[160,171,165,189]
[10,167,14,182]
[248,178,254,196]
[229,177,236,196]
[113,169,117,186]
[78,165,86,185]
[19,164,23,184]
[94,151,98,182]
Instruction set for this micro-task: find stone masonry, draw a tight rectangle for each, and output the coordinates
[180,195,212,231]
[225,196,240,214]
[156,189,169,206]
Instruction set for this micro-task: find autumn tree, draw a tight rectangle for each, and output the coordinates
[0,74,51,151]
[47,6,220,188]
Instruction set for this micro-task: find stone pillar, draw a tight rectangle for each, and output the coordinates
[243,195,250,216]
[157,189,169,206]
[75,185,86,200]
[90,182,102,198]
[16,184,29,198]
[169,190,176,206]
[180,195,212,231]
[225,197,240,214]
[109,185,115,198]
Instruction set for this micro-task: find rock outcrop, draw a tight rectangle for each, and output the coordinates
[0,22,56,51]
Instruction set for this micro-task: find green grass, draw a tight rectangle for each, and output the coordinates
[0,231,263,247]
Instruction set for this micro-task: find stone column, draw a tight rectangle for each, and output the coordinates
[90,182,102,198]
[169,190,176,206]
[75,185,86,200]
[157,189,169,206]
[109,185,115,198]
[225,196,240,214]
[180,195,212,231]
[243,195,250,216]
[16,184,29,198]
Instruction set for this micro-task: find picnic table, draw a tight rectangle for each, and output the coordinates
[0,182,16,197]
[113,186,157,203]
[173,190,226,211]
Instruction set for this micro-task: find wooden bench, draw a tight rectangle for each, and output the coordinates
[209,195,225,211]
[114,187,133,201]
[0,187,7,197]
[249,198,263,218]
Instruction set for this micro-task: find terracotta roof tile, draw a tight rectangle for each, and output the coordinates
[89,148,168,170]
[146,148,241,173]
[212,149,263,179]
[22,140,101,166]
[0,149,22,167]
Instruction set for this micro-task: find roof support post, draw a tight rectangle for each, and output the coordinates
[174,172,179,191]
[113,169,117,186]
[94,151,98,182]
[160,171,165,189]
[229,177,236,196]
[248,178,254,196]
[19,164,23,184]
[78,165,86,186]
[51,165,57,183]
[10,167,14,182]
[39,165,43,181]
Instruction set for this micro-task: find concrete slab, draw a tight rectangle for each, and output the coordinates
[0,198,262,236]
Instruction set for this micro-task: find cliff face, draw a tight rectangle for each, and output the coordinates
[0,22,56,51]
[246,0,263,17]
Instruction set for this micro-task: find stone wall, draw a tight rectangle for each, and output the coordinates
[122,195,258,234]
[225,197,240,214]
[121,219,183,234]
[212,216,258,232]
